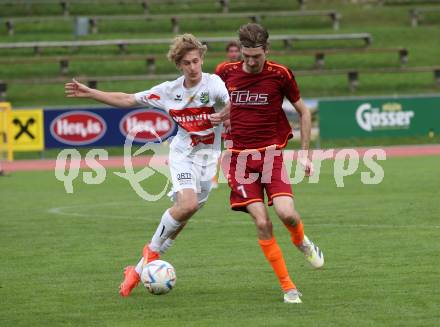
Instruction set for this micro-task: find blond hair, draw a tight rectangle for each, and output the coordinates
[167,34,207,65]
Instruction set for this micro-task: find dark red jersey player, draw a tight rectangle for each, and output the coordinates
[216,60,300,151]
[211,23,324,304]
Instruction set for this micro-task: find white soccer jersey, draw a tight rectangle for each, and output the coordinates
[135,73,229,165]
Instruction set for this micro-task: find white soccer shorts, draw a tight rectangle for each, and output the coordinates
[168,150,217,205]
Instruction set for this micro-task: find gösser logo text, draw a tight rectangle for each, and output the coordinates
[356,102,415,132]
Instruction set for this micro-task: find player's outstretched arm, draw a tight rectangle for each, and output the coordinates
[64,78,137,108]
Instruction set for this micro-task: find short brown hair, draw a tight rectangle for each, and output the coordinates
[238,23,269,50]
[167,34,207,65]
[225,40,240,51]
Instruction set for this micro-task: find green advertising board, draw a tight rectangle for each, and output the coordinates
[319,95,440,139]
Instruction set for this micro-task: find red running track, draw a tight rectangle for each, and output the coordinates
[1,145,439,173]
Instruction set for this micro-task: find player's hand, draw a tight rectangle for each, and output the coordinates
[223,119,231,133]
[210,112,225,126]
[65,78,93,98]
[298,156,314,177]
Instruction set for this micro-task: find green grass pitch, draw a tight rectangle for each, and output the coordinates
[1,155,439,326]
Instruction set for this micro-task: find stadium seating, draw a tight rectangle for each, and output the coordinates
[0,33,373,54]
[4,66,439,93]
[359,0,440,4]
[0,0,307,16]
[3,10,342,36]
[409,7,440,26]
[0,47,408,75]
[1,0,439,102]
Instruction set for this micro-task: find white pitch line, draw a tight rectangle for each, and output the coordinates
[47,202,244,224]
[47,203,440,229]
[48,206,130,219]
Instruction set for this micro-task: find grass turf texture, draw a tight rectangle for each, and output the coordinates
[1,155,439,326]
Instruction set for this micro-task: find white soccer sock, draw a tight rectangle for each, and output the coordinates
[135,238,176,275]
[149,209,181,252]
[159,238,175,255]
[135,258,144,275]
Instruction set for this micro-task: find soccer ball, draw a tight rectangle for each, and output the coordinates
[141,260,176,295]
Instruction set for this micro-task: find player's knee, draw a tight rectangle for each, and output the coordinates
[255,218,273,233]
[180,200,199,216]
[277,209,301,225]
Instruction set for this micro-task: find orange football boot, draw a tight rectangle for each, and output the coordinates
[119,266,140,297]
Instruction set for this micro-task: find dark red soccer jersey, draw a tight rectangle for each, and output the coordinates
[216,60,300,150]
[215,61,227,76]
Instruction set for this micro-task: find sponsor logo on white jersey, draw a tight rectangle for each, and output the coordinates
[169,107,215,133]
[172,113,211,123]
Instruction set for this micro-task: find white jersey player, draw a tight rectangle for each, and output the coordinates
[135,72,229,203]
[65,34,230,297]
